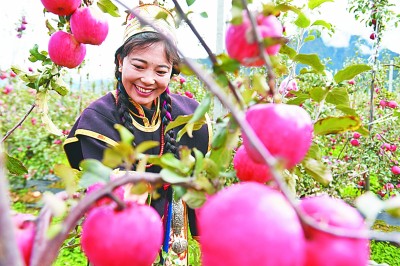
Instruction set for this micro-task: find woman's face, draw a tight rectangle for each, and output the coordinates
[119,42,173,109]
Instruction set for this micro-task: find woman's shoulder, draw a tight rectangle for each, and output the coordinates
[170,93,200,116]
[80,91,119,122]
[86,91,116,112]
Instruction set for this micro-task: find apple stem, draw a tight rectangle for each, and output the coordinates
[107,193,126,211]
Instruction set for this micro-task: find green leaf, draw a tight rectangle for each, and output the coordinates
[335,104,357,116]
[302,158,332,186]
[215,54,240,72]
[304,35,316,42]
[165,115,192,133]
[309,87,328,102]
[199,12,208,18]
[293,54,325,73]
[54,164,79,195]
[97,0,120,17]
[311,19,332,30]
[79,159,112,188]
[305,143,322,161]
[135,141,159,154]
[160,153,190,175]
[314,116,362,135]
[308,0,334,10]
[294,12,311,28]
[5,153,28,175]
[182,189,207,208]
[186,0,196,6]
[29,44,47,62]
[253,73,269,96]
[326,87,350,106]
[279,44,297,59]
[193,148,204,177]
[114,124,134,145]
[286,92,310,105]
[189,94,211,124]
[333,64,372,84]
[160,168,188,184]
[51,77,69,96]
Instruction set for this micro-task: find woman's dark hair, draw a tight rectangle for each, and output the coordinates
[114,32,179,160]
[114,31,180,80]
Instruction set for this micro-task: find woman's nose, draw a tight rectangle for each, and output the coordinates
[140,71,156,85]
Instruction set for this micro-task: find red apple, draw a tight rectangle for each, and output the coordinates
[48,31,86,69]
[370,33,376,40]
[278,77,298,98]
[350,139,360,146]
[299,195,369,266]
[184,91,193,98]
[198,182,305,265]
[233,145,272,183]
[225,11,283,67]
[353,132,361,139]
[70,7,109,45]
[40,0,81,16]
[242,103,313,167]
[12,213,36,266]
[391,166,400,175]
[379,100,387,108]
[387,100,398,109]
[81,201,162,266]
[348,79,355,85]
[86,182,125,207]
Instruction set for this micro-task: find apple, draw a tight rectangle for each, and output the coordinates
[12,213,36,266]
[278,77,298,98]
[48,31,86,69]
[299,195,369,266]
[391,166,400,175]
[70,7,109,45]
[233,145,272,183]
[3,85,13,94]
[387,100,398,109]
[242,103,313,167]
[353,132,361,139]
[348,79,355,85]
[350,139,360,147]
[370,33,376,40]
[198,182,305,265]
[40,0,81,16]
[81,201,162,266]
[184,91,193,98]
[86,182,125,207]
[379,100,387,108]
[225,11,283,67]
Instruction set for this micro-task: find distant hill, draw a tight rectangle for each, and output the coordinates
[298,35,399,71]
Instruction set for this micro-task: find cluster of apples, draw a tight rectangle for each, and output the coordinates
[40,0,109,68]
[204,103,369,265]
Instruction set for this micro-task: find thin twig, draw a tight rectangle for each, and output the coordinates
[1,103,36,143]
[171,0,244,107]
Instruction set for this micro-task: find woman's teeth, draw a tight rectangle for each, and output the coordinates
[136,86,152,93]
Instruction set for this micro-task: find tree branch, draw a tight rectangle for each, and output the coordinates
[1,103,36,143]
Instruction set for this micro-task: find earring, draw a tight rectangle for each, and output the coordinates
[118,66,122,72]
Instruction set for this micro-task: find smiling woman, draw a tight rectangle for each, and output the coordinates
[62,2,211,265]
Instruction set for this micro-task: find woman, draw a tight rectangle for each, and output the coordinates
[63,3,211,265]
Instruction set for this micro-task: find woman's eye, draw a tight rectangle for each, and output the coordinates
[157,71,167,75]
[134,65,144,69]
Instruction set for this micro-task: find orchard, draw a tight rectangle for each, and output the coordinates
[1,0,400,266]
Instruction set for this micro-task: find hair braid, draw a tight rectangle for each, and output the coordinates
[116,82,136,138]
[160,90,178,158]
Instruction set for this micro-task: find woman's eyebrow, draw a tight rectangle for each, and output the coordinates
[131,57,170,69]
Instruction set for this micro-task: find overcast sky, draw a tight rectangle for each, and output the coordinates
[0,0,399,80]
